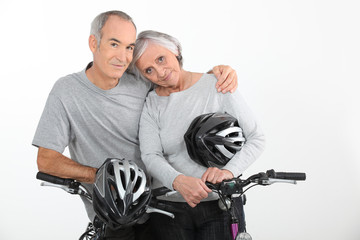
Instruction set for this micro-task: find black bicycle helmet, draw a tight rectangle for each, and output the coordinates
[93,158,151,229]
[184,112,245,167]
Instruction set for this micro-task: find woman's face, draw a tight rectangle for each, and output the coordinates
[136,43,181,87]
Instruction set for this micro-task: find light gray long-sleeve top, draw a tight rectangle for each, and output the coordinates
[139,74,265,202]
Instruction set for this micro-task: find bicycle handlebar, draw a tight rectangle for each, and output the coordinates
[36,171,91,201]
[37,169,306,195]
[151,187,172,198]
[266,169,306,181]
[36,172,76,186]
[36,168,306,229]
[36,172,175,218]
[205,169,306,196]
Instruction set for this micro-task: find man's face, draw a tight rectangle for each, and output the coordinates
[91,16,136,81]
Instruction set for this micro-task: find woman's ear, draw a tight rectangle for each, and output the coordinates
[176,54,183,65]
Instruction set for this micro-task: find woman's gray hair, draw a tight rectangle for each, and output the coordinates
[129,30,183,81]
[90,10,136,47]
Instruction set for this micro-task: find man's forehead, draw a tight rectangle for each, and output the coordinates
[103,16,136,31]
[101,16,136,41]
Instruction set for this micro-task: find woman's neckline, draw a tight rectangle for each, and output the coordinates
[155,72,204,97]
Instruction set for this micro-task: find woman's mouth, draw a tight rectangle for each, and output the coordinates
[163,72,172,81]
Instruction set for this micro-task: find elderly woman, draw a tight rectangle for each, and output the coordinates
[131,30,265,240]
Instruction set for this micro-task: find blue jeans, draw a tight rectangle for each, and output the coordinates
[150,198,245,240]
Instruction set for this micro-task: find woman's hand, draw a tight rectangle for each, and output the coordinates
[173,175,212,208]
[212,65,238,93]
[201,167,234,184]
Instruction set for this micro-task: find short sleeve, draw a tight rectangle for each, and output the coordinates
[32,93,71,154]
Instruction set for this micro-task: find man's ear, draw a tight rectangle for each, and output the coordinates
[89,35,98,53]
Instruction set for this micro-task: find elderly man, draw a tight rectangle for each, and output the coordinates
[33,10,238,240]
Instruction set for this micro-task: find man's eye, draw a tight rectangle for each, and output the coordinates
[158,56,164,62]
[127,46,134,51]
[145,68,152,74]
[111,43,118,47]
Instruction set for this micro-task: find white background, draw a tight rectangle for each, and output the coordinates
[1,0,359,239]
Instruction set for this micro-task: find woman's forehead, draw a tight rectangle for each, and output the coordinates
[137,44,173,63]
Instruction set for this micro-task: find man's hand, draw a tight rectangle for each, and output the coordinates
[173,175,212,207]
[201,167,234,184]
[212,65,238,93]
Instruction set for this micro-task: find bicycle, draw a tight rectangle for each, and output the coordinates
[37,169,306,240]
[36,172,174,240]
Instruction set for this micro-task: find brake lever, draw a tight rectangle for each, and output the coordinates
[256,178,298,185]
[146,206,175,218]
[40,182,77,194]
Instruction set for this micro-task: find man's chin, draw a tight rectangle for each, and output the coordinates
[112,70,126,79]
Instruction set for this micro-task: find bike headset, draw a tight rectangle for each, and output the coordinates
[92,158,152,229]
[184,112,246,167]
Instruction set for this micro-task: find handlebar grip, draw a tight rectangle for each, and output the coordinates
[266,170,306,181]
[36,172,75,186]
[205,182,219,190]
[151,187,172,197]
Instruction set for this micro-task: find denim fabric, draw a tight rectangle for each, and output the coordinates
[149,198,245,240]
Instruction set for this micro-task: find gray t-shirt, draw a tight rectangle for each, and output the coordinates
[33,64,151,220]
[139,74,265,202]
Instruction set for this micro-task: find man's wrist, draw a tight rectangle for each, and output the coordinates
[83,167,97,183]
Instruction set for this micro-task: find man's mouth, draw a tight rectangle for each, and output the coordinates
[112,63,126,69]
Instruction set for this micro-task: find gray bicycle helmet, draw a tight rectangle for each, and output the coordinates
[93,158,151,229]
[184,112,245,167]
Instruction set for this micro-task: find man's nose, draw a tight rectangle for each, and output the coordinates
[115,48,127,62]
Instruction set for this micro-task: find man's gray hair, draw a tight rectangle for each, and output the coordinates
[90,10,136,46]
[129,30,183,81]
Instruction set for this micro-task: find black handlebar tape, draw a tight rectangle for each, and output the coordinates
[266,170,306,181]
[36,172,75,186]
[151,187,172,197]
[205,182,219,190]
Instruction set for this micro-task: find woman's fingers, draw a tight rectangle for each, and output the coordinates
[202,168,234,184]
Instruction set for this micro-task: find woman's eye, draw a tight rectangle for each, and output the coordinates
[145,68,152,74]
[158,56,164,62]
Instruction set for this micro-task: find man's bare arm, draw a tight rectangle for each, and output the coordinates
[210,65,238,93]
[37,147,97,183]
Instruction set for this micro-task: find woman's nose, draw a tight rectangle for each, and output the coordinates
[157,67,166,78]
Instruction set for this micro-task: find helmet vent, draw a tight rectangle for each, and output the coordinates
[130,168,136,181]
[133,176,142,193]
[107,164,115,175]
[120,170,126,190]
